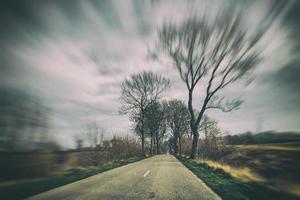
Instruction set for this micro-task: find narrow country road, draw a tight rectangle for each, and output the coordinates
[28,155,221,200]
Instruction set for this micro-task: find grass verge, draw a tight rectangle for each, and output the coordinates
[0,156,144,200]
[177,156,300,200]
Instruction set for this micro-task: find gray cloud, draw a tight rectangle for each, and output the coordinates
[263,61,300,110]
[0,0,299,148]
[270,62,300,92]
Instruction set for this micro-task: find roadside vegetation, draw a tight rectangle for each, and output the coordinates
[221,141,300,196]
[0,135,146,199]
[178,156,300,200]
[177,132,300,199]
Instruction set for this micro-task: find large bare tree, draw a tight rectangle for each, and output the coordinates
[120,71,170,156]
[158,8,279,158]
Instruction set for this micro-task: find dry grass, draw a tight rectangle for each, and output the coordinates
[270,180,300,197]
[180,157,300,200]
[197,159,265,182]
[205,141,300,197]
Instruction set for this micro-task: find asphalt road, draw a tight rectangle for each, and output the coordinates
[28,155,221,200]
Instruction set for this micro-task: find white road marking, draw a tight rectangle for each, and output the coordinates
[143,170,150,177]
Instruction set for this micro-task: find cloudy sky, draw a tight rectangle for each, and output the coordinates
[1,0,299,147]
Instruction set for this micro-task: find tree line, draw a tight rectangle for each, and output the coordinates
[225,131,300,145]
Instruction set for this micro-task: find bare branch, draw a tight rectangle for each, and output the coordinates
[206,96,243,112]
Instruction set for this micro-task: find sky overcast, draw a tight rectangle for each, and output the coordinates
[1,0,299,147]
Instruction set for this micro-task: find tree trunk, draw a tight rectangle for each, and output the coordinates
[141,129,145,157]
[187,89,198,159]
[150,134,153,155]
[141,111,146,157]
[156,134,160,154]
[178,135,182,156]
[189,95,208,159]
[204,122,208,159]
[190,124,199,159]
[174,134,178,154]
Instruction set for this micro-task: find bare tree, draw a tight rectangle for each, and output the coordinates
[82,121,106,165]
[74,135,83,150]
[86,121,105,148]
[157,8,279,158]
[120,71,170,156]
[164,99,190,155]
[144,101,167,154]
[199,115,221,159]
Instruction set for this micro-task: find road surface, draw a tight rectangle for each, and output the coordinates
[28,155,221,200]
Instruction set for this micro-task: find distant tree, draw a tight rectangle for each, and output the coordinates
[144,101,167,154]
[199,115,222,159]
[83,121,105,165]
[164,99,190,155]
[120,71,170,156]
[157,8,278,158]
[74,136,83,150]
[86,121,105,148]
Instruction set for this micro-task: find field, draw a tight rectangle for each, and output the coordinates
[184,141,300,199]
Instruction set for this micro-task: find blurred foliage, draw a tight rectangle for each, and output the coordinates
[225,131,300,145]
[0,156,144,200]
[177,156,300,200]
[219,142,300,195]
[0,87,56,152]
[0,135,142,181]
